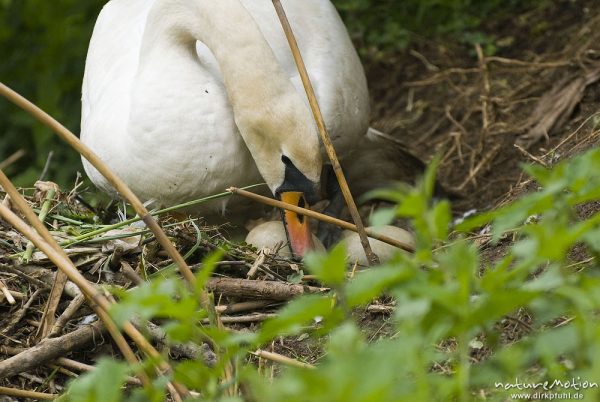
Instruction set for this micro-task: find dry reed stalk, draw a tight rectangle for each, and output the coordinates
[271,0,379,266]
[30,186,69,339]
[0,191,187,397]
[0,84,208,393]
[0,203,160,386]
[22,186,56,263]
[0,149,26,170]
[0,385,57,400]
[0,279,15,305]
[228,187,415,253]
[0,82,196,290]
[253,349,315,369]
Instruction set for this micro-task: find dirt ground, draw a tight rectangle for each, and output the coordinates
[367,0,600,214]
[2,0,600,398]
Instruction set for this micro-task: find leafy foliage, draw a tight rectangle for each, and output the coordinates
[61,148,600,401]
[331,0,550,56]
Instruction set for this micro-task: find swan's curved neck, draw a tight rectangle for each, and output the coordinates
[144,0,299,132]
[141,0,319,190]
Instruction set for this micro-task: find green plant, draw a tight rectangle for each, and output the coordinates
[58,148,600,401]
[332,0,550,57]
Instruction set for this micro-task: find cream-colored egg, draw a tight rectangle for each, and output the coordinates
[245,221,325,256]
[340,225,414,265]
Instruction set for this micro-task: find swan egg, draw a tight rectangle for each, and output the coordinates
[245,221,325,256]
[340,225,415,265]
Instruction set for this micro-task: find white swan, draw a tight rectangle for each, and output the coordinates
[80,0,369,256]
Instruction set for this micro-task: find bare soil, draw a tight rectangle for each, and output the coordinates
[367,0,600,213]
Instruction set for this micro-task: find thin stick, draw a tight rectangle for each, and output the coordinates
[456,143,501,191]
[0,149,26,170]
[39,150,54,182]
[215,300,277,314]
[0,263,51,289]
[0,202,151,383]
[61,184,264,248]
[202,313,275,324]
[0,82,195,289]
[26,186,68,339]
[23,187,56,263]
[271,1,379,266]
[2,289,43,334]
[253,349,315,369]
[0,201,186,396]
[228,187,414,252]
[49,293,86,337]
[542,111,600,158]
[475,43,490,133]
[0,280,15,305]
[54,357,96,373]
[514,143,549,167]
[0,288,25,303]
[0,386,57,400]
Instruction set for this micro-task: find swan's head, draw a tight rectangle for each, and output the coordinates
[236,96,322,258]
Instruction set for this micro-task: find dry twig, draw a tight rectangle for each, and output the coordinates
[0,279,15,305]
[0,385,57,400]
[228,187,415,253]
[0,149,26,171]
[0,189,182,394]
[272,0,378,265]
[253,349,315,369]
[207,277,328,300]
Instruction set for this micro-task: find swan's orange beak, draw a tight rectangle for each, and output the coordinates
[280,191,314,258]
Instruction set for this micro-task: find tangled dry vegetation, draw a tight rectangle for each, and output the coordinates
[2,2,600,400]
[368,3,600,211]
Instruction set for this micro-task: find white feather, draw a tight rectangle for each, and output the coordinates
[81,0,369,217]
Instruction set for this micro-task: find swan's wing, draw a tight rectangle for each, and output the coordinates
[81,0,154,138]
[80,0,156,192]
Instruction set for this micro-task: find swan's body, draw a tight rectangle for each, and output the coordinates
[81,0,369,219]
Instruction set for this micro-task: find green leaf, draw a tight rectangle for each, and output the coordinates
[394,297,431,321]
[327,321,365,358]
[583,228,600,253]
[110,277,198,327]
[259,295,335,342]
[65,358,129,402]
[431,200,451,240]
[287,270,304,284]
[370,207,396,227]
[345,264,414,307]
[195,248,226,293]
[304,243,347,286]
